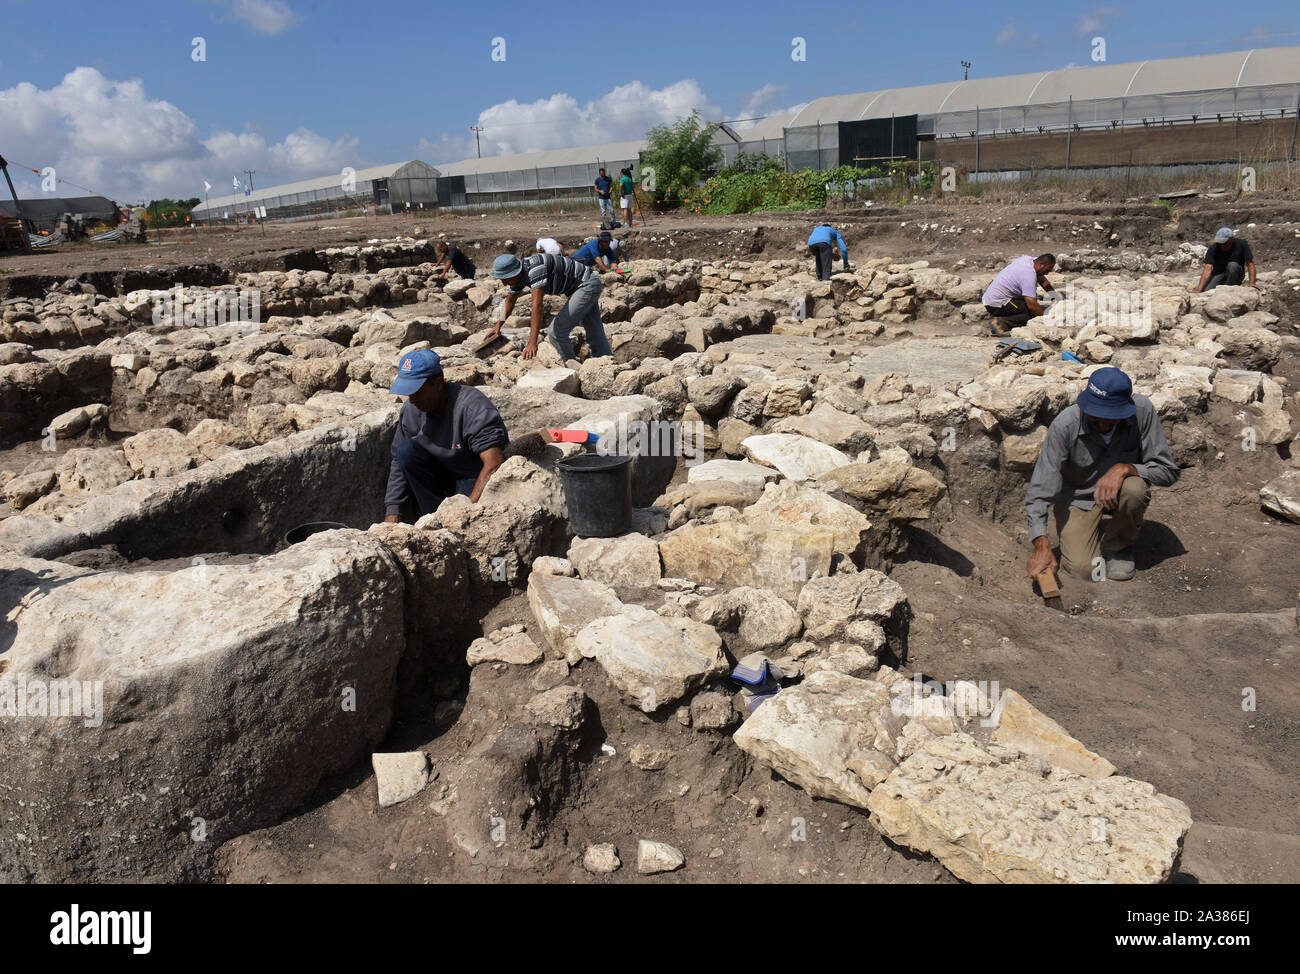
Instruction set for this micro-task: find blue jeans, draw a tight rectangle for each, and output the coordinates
[395,438,478,517]
[548,274,611,361]
[597,197,614,223]
[1204,261,1243,290]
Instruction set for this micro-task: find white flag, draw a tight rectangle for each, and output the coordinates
[203,180,212,193]
[232,176,241,191]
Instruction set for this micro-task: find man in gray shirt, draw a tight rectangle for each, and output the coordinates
[485,252,612,363]
[1025,367,1179,583]
[383,349,508,521]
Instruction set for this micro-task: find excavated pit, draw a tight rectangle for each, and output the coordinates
[2,224,1299,884]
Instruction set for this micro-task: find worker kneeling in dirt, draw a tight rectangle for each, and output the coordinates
[383,349,507,522]
[983,254,1056,335]
[431,240,477,281]
[1024,367,1179,583]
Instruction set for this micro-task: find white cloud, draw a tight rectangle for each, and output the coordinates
[422,80,721,161]
[739,83,786,119]
[995,21,1019,46]
[1076,5,1121,37]
[0,67,357,202]
[228,0,297,34]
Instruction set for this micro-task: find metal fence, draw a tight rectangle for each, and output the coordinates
[934,82,1300,137]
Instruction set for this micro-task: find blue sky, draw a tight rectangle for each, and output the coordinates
[2,0,1297,201]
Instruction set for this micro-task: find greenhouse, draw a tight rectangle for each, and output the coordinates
[192,160,440,223]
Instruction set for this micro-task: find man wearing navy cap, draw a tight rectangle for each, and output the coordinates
[1025,367,1179,583]
[383,349,508,522]
[572,232,615,270]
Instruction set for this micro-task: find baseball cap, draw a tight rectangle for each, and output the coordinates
[389,349,442,396]
[1213,227,1234,244]
[491,254,524,279]
[598,231,612,242]
[1077,367,1137,421]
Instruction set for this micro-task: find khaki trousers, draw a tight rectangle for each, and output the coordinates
[1053,477,1150,579]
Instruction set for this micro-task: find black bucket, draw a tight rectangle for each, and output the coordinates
[556,454,633,538]
[283,521,348,547]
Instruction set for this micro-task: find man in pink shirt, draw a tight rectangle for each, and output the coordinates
[982,253,1056,335]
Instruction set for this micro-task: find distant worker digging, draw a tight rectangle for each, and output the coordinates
[431,240,477,281]
[983,253,1056,335]
[383,349,508,521]
[1025,367,1180,585]
[806,223,849,281]
[1194,226,1259,292]
[572,231,619,270]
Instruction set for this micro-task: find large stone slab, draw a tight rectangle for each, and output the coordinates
[526,571,624,664]
[742,433,851,481]
[733,670,893,808]
[568,533,662,588]
[819,455,945,521]
[773,403,873,454]
[0,408,399,562]
[686,458,781,490]
[659,521,834,601]
[1260,469,1300,523]
[853,336,992,391]
[991,689,1116,779]
[0,530,406,881]
[575,604,727,712]
[743,481,873,564]
[866,734,1193,884]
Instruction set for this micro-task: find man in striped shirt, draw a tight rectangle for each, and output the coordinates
[487,252,612,362]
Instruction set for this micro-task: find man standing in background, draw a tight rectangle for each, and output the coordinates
[594,168,614,228]
[619,167,636,227]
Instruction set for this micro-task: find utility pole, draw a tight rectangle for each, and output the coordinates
[469,125,483,158]
[0,154,33,253]
[961,60,971,80]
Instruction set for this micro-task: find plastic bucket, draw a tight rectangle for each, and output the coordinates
[283,521,348,547]
[555,454,633,538]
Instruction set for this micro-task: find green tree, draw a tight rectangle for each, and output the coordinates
[640,110,723,205]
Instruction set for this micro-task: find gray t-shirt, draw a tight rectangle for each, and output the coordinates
[1024,395,1179,541]
[385,384,508,515]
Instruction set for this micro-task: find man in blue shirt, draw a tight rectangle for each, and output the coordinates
[594,168,614,228]
[807,224,849,281]
[383,349,508,521]
[572,232,615,270]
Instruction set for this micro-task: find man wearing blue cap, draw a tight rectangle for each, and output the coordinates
[1025,367,1179,583]
[486,251,612,362]
[572,232,616,270]
[1194,227,1258,292]
[382,349,508,522]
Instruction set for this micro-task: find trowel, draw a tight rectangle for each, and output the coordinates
[1036,568,1065,611]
